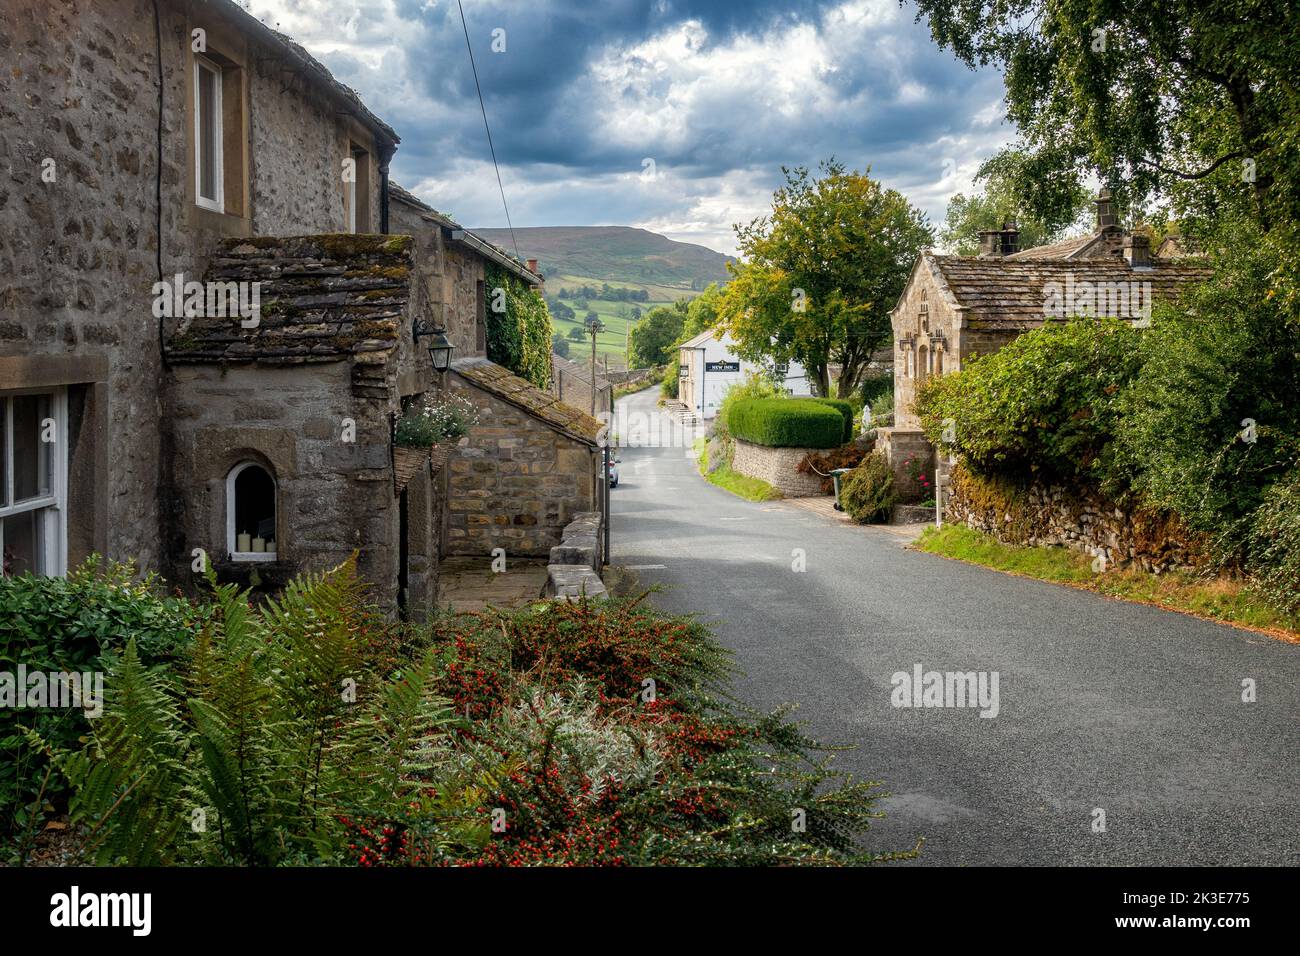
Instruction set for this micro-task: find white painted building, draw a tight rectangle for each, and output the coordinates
[677,328,812,419]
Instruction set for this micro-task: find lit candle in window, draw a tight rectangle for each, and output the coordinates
[237,532,251,552]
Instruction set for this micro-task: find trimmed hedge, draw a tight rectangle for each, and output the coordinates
[809,398,855,443]
[727,398,844,449]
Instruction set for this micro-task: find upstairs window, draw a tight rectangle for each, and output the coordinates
[0,390,67,577]
[194,57,224,212]
[227,462,277,561]
[347,144,371,233]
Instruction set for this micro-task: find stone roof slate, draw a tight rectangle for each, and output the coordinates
[453,357,603,445]
[925,253,1211,330]
[164,234,412,365]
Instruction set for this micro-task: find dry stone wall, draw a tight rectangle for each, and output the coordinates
[731,439,825,497]
[946,465,1202,573]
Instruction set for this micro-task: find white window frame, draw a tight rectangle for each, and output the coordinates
[194,56,225,213]
[347,161,357,234]
[226,461,277,563]
[0,388,68,577]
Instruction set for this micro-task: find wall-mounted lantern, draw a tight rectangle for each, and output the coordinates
[414,318,454,372]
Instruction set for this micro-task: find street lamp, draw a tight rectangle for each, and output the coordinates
[414,318,455,372]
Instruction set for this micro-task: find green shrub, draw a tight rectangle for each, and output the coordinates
[840,451,896,523]
[916,317,1143,483]
[1112,238,1300,555]
[1245,469,1300,621]
[39,561,912,867]
[728,398,844,448]
[868,386,894,427]
[859,374,892,409]
[659,364,679,399]
[0,560,204,848]
[809,398,855,443]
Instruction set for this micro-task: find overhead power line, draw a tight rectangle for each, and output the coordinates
[456,0,521,264]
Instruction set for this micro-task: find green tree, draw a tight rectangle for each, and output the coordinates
[911,0,1300,310]
[719,161,932,397]
[941,147,1091,254]
[552,333,570,358]
[629,302,688,368]
[681,284,724,341]
[566,325,586,342]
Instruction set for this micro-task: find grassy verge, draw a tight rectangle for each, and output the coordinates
[915,524,1299,642]
[694,437,782,502]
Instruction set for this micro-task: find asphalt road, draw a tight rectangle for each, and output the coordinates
[610,387,1300,865]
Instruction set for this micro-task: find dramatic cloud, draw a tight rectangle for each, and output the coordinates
[247,0,1014,255]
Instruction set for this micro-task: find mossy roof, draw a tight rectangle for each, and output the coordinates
[164,235,412,365]
[453,357,603,445]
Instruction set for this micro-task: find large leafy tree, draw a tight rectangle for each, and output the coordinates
[628,301,688,368]
[720,161,932,397]
[942,147,1092,254]
[911,0,1300,309]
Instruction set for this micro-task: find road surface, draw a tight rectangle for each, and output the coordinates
[610,387,1299,865]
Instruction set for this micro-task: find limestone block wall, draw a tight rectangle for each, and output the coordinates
[166,362,401,604]
[876,426,935,501]
[0,0,390,573]
[444,376,597,557]
[730,439,825,497]
[946,465,1202,573]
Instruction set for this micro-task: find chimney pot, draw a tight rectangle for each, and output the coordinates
[1123,234,1151,268]
[1095,187,1118,230]
[1000,220,1020,255]
[977,229,1002,257]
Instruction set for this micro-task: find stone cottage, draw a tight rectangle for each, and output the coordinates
[390,187,604,562]
[878,190,1211,496]
[0,0,600,615]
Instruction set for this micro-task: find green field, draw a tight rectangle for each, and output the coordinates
[549,274,705,368]
[470,225,732,369]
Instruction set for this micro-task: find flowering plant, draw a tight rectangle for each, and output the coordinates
[395,392,479,447]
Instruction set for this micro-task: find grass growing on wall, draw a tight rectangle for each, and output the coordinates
[915,524,1298,641]
[694,438,782,502]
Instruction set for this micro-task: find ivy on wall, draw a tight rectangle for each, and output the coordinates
[484,264,553,390]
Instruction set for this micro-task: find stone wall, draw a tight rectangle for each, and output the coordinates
[390,198,486,363]
[946,465,1202,572]
[165,361,404,604]
[876,426,936,501]
[731,439,826,497]
[0,0,389,574]
[445,373,598,557]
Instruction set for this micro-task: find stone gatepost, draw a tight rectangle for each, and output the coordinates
[875,426,935,500]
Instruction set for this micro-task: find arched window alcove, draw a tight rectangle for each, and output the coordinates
[226,461,278,561]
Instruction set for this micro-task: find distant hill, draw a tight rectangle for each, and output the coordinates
[470,226,733,292]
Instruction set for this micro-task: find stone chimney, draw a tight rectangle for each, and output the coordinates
[526,258,539,274]
[978,229,1002,257]
[1095,187,1118,230]
[1122,233,1151,268]
[1000,220,1020,255]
